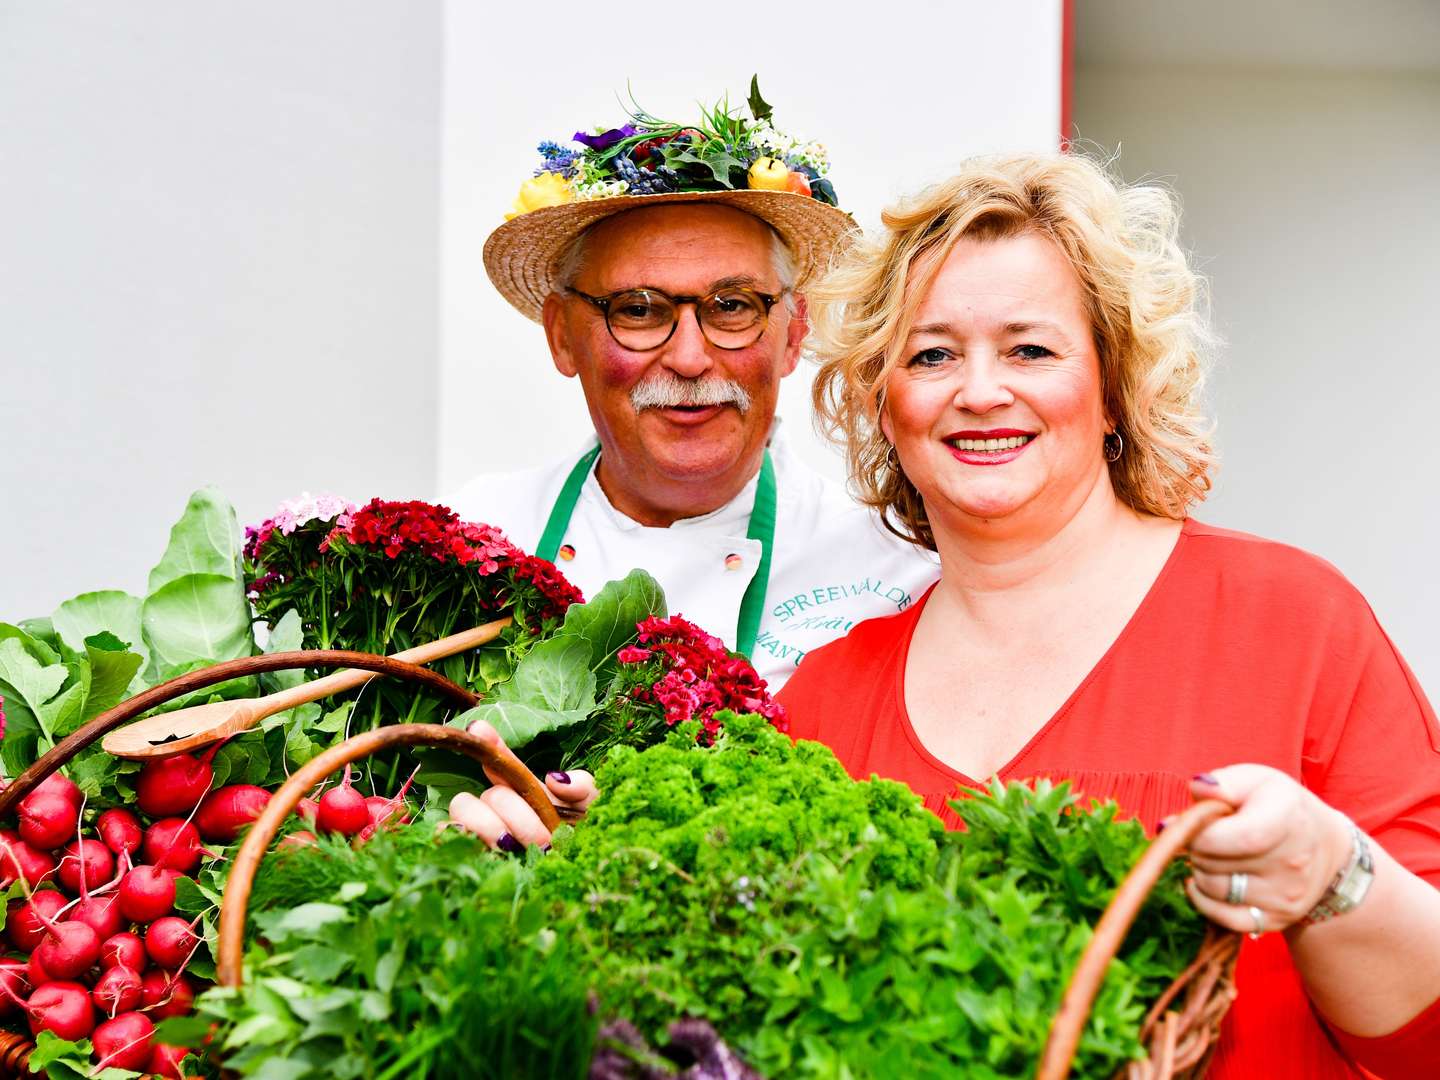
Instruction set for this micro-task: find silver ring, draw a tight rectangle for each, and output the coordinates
[1247,905,1266,939]
[1226,871,1248,905]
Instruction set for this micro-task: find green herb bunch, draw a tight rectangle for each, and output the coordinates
[538,717,1205,1078]
[184,824,595,1080]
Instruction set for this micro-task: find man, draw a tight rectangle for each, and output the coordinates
[449,98,937,692]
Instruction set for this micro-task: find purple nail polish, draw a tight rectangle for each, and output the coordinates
[1156,819,1168,833]
[497,832,524,854]
[548,771,571,785]
[1192,773,1219,786]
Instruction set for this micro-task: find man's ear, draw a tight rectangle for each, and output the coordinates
[543,293,579,378]
[778,294,808,378]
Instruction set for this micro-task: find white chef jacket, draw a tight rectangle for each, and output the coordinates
[445,423,939,690]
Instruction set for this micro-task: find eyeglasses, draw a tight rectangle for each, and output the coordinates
[566,285,784,352]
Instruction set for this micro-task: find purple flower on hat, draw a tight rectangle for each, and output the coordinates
[572,125,639,151]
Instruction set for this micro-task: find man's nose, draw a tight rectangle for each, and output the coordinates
[657,306,715,379]
[952,354,1015,413]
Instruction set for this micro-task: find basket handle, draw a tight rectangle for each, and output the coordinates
[1035,798,1234,1080]
[215,723,561,988]
[0,650,480,818]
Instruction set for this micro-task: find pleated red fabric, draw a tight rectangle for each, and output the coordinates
[778,519,1440,1078]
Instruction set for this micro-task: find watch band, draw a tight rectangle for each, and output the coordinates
[1303,819,1375,924]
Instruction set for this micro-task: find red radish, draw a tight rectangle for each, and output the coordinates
[358,767,420,841]
[92,964,143,1016]
[12,980,94,1040]
[147,1042,189,1078]
[34,918,102,980]
[27,952,53,988]
[0,834,55,888]
[0,960,27,1016]
[118,865,177,922]
[143,818,207,874]
[56,837,114,895]
[195,784,271,842]
[279,830,317,850]
[135,749,218,817]
[297,796,319,824]
[101,931,147,971]
[28,772,83,809]
[7,890,67,951]
[68,893,124,940]
[140,970,194,1018]
[95,808,144,856]
[316,766,368,836]
[145,916,199,970]
[92,1010,154,1070]
[16,791,81,850]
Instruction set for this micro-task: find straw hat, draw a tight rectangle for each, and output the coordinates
[484,189,854,323]
[482,80,855,322]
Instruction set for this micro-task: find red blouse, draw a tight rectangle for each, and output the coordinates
[777,520,1440,1078]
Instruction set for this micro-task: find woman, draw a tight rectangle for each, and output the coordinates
[775,153,1440,1077]
[455,153,1440,1075]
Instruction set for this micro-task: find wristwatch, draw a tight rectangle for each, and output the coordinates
[1303,819,1375,924]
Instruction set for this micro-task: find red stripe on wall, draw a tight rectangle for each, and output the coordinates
[1060,0,1074,148]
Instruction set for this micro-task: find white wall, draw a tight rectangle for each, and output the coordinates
[1074,64,1440,692]
[0,3,442,618]
[439,0,1064,492]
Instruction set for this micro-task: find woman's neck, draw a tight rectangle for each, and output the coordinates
[927,478,1171,623]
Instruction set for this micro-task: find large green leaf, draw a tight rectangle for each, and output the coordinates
[141,488,254,681]
[260,609,306,694]
[143,574,254,679]
[147,487,246,593]
[491,636,595,713]
[0,622,60,667]
[0,635,69,774]
[458,701,590,752]
[52,590,146,662]
[553,570,664,682]
[78,632,144,725]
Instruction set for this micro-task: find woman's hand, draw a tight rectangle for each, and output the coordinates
[447,717,598,852]
[1182,764,1353,937]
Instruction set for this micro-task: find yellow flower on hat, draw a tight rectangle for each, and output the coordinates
[505,173,573,220]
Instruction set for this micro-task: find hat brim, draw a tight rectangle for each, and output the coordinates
[483,189,857,323]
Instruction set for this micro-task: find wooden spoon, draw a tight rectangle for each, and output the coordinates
[101,617,512,759]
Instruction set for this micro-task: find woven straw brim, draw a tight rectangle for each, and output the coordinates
[483,189,857,322]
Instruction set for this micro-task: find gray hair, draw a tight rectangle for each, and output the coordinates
[554,219,798,308]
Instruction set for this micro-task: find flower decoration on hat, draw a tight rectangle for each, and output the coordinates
[505,76,837,220]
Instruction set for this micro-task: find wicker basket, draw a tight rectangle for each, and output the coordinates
[0,657,1240,1079]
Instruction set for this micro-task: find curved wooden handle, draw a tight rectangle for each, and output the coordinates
[216,723,561,988]
[0,652,479,818]
[1035,799,1235,1080]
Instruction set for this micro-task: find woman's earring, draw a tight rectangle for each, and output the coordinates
[1103,430,1124,463]
[885,443,901,470]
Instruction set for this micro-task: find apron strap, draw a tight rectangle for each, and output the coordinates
[735,449,776,659]
[535,445,600,563]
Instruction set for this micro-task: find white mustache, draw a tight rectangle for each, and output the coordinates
[629,372,752,414]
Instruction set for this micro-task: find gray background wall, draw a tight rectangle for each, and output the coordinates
[0,3,442,617]
[1075,1,1440,691]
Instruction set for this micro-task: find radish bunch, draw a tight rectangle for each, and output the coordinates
[2,752,420,1075]
[0,761,244,1076]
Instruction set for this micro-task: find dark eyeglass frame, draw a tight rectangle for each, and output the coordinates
[566,285,785,352]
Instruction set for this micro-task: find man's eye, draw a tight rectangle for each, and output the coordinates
[907,348,949,367]
[1014,344,1053,360]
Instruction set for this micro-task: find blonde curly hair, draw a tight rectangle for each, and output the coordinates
[810,153,1217,550]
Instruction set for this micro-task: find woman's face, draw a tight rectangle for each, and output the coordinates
[881,230,1111,536]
